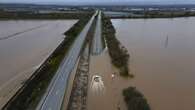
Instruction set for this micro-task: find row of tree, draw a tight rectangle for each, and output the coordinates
[0,10,93,19]
[102,14,131,76]
[111,11,195,19]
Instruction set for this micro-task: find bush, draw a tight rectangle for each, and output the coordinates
[123,87,151,110]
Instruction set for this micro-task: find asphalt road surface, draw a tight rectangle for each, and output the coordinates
[37,11,97,110]
[92,11,103,55]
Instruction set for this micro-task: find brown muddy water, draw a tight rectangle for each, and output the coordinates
[0,20,76,107]
[112,17,195,110]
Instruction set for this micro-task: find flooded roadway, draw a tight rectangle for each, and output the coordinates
[91,11,103,55]
[0,20,76,108]
[112,17,195,110]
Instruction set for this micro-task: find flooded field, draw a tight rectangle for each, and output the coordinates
[112,17,195,110]
[0,20,76,108]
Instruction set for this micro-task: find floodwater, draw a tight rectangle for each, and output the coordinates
[0,20,76,108]
[112,17,195,110]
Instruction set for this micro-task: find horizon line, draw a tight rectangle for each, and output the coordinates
[1,1,195,6]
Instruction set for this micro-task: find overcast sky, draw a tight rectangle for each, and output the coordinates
[1,0,195,4]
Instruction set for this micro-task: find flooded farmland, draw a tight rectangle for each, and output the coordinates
[0,20,76,108]
[112,17,195,110]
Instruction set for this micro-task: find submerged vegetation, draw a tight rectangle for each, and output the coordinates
[102,14,131,77]
[123,87,151,110]
[2,12,93,110]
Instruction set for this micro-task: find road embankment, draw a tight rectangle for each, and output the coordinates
[36,11,97,110]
